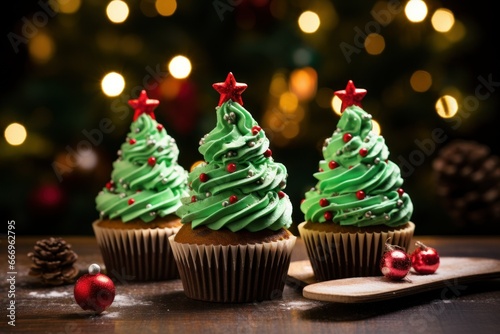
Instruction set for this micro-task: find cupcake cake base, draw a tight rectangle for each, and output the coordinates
[169,224,297,303]
[298,221,415,281]
[92,216,181,282]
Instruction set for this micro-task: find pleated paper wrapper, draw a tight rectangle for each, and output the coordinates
[298,221,415,281]
[92,220,180,281]
[169,234,297,303]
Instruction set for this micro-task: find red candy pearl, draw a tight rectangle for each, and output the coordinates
[380,242,412,280]
[411,241,440,274]
[397,188,404,197]
[74,264,115,314]
[356,190,366,200]
[157,124,164,131]
[278,191,285,199]
[129,138,136,145]
[324,211,333,220]
[319,198,329,207]
[343,133,353,143]
[191,195,197,203]
[359,148,368,157]
[128,198,135,205]
[227,163,237,173]
[264,149,272,158]
[328,161,339,169]
[147,157,156,166]
[229,195,238,204]
[199,173,209,182]
[105,181,114,190]
[251,125,262,135]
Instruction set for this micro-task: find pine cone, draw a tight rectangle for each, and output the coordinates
[27,237,79,286]
[432,139,500,232]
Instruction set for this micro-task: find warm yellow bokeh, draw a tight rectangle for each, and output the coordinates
[298,11,320,33]
[107,0,129,23]
[435,95,459,118]
[101,72,125,97]
[168,55,192,79]
[410,70,432,92]
[4,123,27,146]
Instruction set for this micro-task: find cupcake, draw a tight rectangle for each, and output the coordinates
[299,80,414,281]
[93,90,189,281]
[169,73,296,303]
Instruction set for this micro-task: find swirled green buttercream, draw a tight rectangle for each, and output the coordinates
[300,105,413,227]
[176,100,293,232]
[96,114,189,222]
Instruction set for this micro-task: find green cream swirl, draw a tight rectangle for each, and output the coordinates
[300,106,413,227]
[176,100,293,232]
[96,114,189,222]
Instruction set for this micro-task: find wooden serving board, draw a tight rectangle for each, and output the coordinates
[287,257,500,303]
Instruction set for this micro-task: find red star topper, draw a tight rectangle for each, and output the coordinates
[334,80,367,113]
[128,90,160,121]
[212,72,248,106]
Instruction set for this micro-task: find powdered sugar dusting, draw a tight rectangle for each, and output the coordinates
[29,291,71,298]
[112,294,152,307]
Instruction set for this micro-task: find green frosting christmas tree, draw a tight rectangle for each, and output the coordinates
[301,81,413,227]
[176,73,293,232]
[96,90,189,223]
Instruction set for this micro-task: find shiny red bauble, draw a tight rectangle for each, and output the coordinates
[74,264,115,314]
[411,241,440,274]
[380,242,412,280]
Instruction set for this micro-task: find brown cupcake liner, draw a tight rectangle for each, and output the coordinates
[168,234,297,303]
[298,221,415,281]
[92,220,180,281]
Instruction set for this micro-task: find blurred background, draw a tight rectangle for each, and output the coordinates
[2,0,499,236]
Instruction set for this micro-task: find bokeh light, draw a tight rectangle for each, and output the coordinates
[431,8,455,33]
[106,0,129,23]
[101,72,125,97]
[331,95,342,116]
[405,0,428,23]
[289,67,317,101]
[371,119,381,136]
[156,0,177,16]
[29,32,55,64]
[435,95,459,118]
[364,33,385,55]
[410,70,432,92]
[298,11,320,33]
[52,0,81,14]
[4,123,27,146]
[168,55,192,79]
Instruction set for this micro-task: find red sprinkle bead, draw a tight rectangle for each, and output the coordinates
[397,188,404,197]
[229,195,238,204]
[319,198,329,207]
[129,138,136,144]
[199,173,209,182]
[359,148,368,157]
[251,125,262,135]
[264,149,272,158]
[191,195,197,202]
[278,191,285,199]
[356,190,366,200]
[227,163,237,173]
[328,161,339,169]
[157,124,164,131]
[324,211,333,221]
[128,198,135,205]
[148,157,156,166]
[319,168,324,172]
[300,198,305,204]
[105,181,114,190]
[343,133,353,143]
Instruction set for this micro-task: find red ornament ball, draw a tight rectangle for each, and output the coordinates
[328,161,339,169]
[356,190,366,200]
[227,163,237,173]
[199,173,209,182]
[74,264,115,314]
[147,156,156,166]
[411,241,440,274]
[380,242,412,280]
[343,133,353,143]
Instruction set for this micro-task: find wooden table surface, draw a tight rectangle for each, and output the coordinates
[1,235,500,334]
